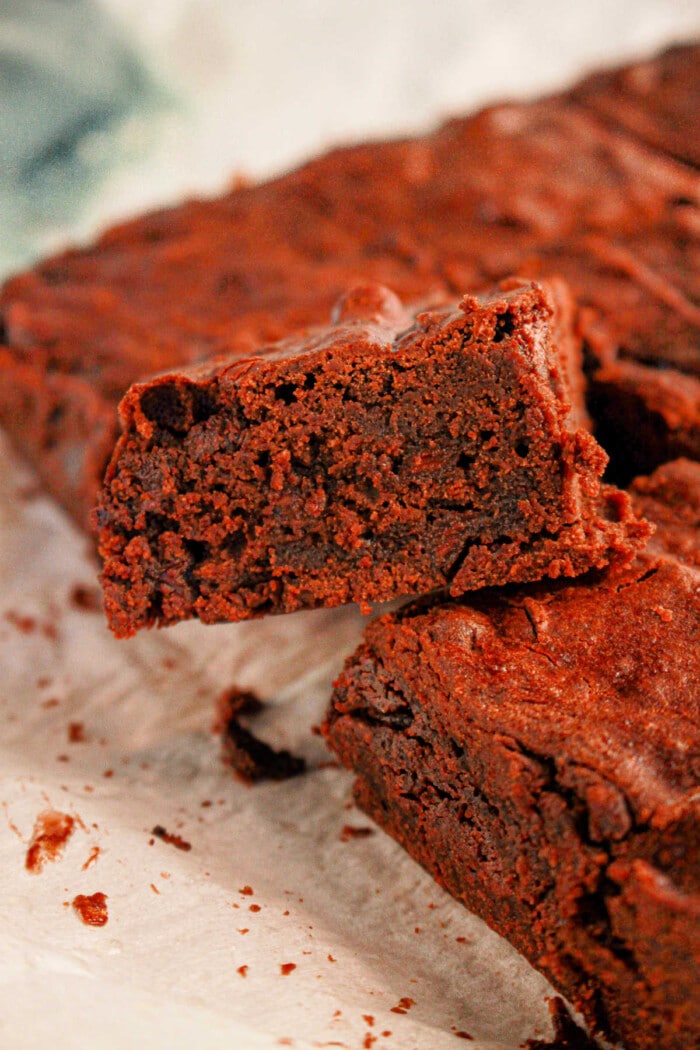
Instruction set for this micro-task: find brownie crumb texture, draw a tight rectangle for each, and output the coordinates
[97,280,647,636]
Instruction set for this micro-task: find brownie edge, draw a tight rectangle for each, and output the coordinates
[323,459,700,1050]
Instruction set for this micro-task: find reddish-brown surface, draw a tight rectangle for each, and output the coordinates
[323,459,700,1050]
[571,43,700,166]
[96,280,647,636]
[25,810,75,873]
[72,892,108,927]
[0,47,697,528]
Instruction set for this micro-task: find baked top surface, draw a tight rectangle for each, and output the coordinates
[1,94,697,401]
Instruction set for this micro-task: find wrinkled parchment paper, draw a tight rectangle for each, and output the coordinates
[2,3,698,1046]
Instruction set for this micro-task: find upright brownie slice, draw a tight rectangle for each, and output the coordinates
[323,459,700,1050]
[96,279,646,637]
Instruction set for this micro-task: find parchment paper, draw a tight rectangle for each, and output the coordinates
[2,3,698,1047]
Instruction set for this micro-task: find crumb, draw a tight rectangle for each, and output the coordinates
[328,954,336,963]
[214,686,306,783]
[390,997,415,1015]
[69,584,102,612]
[363,1015,374,1026]
[238,928,249,935]
[72,892,108,926]
[151,825,191,851]
[454,1033,474,1042]
[68,721,86,743]
[41,698,60,709]
[237,965,248,978]
[103,769,114,778]
[150,883,160,894]
[81,846,100,871]
[339,824,374,842]
[5,611,36,633]
[280,963,296,975]
[239,885,254,895]
[249,904,261,913]
[25,810,75,872]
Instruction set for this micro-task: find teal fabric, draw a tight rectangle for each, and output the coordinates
[0,0,154,275]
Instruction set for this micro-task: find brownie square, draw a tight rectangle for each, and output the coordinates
[323,459,700,1050]
[96,279,647,636]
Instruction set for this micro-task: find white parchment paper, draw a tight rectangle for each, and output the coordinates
[1,3,698,1047]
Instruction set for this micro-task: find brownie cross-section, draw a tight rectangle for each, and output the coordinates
[95,279,647,636]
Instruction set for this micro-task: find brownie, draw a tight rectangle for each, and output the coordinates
[573,43,700,167]
[1,47,698,526]
[96,279,647,636]
[323,459,700,1050]
[514,217,700,478]
[588,358,700,481]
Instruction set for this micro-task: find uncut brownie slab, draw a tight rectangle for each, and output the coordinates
[572,43,700,167]
[1,49,698,527]
[96,279,647,637]
[323,458,700,1050]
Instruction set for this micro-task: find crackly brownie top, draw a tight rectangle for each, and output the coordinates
[362,460,700,830]
[573,43,700,167]
[1,91,696,404]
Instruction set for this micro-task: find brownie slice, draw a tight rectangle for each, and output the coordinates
[573,43,700,167]
[323,459,700,1050]
[96,279,647,637]
[1,47,698,526]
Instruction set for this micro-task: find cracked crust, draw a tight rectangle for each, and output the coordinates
[95,280,647,637]
[323,459,700,1050]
